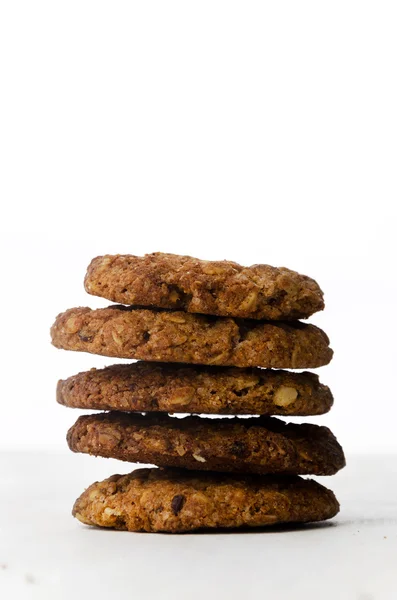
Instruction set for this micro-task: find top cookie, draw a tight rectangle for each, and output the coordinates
[84,253,324,320]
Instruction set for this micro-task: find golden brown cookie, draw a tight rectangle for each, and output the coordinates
[67,413,345,476]
[73,468,340,532]
[57,362,333,416]
[84,253,324,320]
[51,306,333,368]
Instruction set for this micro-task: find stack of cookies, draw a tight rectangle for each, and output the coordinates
[51,253,345,533]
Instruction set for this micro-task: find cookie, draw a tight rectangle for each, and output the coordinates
[57,362,333,416]
[67,413,345,476]
[84,253,324,320]
[51,306,333,368]
[72,468,340,532]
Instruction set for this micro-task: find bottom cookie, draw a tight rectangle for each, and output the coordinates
[73,468,339,533]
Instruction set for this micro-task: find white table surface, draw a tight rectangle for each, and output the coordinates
[0,452,395,600]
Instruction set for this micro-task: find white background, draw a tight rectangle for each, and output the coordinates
[0,3,396,598]
[1,0,396,453]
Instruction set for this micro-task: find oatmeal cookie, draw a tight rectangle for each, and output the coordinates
[84,253,324,320]
[73,468,339,532]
